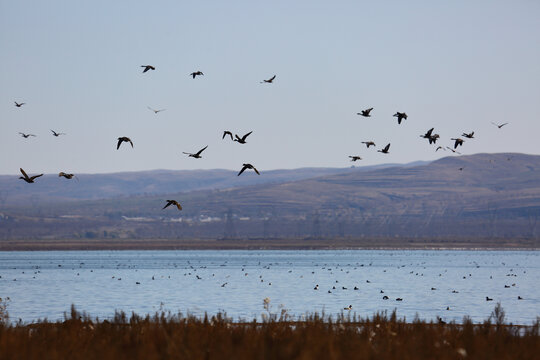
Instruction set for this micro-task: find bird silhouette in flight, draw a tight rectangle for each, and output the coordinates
[238,163,260,176]
[349,156,362,162]
[222,131,234,140]
[435,146,445,152]
[357,108,373,117]
[420,128,434,140]
[19,132,36,138]
[361,141,376,148]
[183,145,208,158]
[261,75,276,83]
[19,168,43,183]
[378,143,391,154]
[147,106,166,114]
[462,131,475,139]
[14,101,26,108]
[58,172,78,181]
[393,112,408,124]
[117,137,133,150]
[190,71,204,78]
[51,130,66,137]
[141,65,155,73]
[446,147,461,154]
[491,122,508,129]
[450,138,464,149]
[163,200,182,210]
[234,131,252,144]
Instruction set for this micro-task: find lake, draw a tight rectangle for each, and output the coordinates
[0,250,538,324]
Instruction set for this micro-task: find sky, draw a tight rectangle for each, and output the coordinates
[1,0,539,175]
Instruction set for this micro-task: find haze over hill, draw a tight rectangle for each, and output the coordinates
[1,153,539,243]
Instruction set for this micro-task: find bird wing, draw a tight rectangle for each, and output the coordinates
[163,201,173,209]
[195,145,208,156]
[30,174,43,181]
[142,67,149,73]
[252,167,260,175]
[237,166,247,176]
[241,131,253,141]
[20,168,29,179]
[51,130,57,136]
[385,144,391,151]
[128,139,133,147]
[269,75,276,81]
[117,138,123,150]
[182,152,193,156]
[175,202,182,210]
[427,128,434,137]
[500,123,508,127]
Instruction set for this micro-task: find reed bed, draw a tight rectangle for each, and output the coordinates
[0,304,538,360]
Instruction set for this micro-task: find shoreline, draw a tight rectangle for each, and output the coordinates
[0,237,538,251]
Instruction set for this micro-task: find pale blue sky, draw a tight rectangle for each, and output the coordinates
[1,0,539,175]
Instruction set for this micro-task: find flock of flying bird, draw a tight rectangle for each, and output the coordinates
[13,65,510,210]
[13,66,276,210]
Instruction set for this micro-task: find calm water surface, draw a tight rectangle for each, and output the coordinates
[0,250,538,324]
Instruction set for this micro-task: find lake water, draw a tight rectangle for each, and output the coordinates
[0,250,538,324]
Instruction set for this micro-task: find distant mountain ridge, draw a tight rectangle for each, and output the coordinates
[0,162,428,204]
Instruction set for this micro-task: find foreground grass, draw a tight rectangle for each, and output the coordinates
[0,305,539,360]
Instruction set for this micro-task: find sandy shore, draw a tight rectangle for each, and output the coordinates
[0,237,538,251]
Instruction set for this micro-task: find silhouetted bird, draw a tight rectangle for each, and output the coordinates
[429,134,440,144]
[50,130,66,137]
[19,132,36,138]
[141,65,155,73]
[378,143,391,154]
[190,71,204,78]
[234,131,253,144]
[462,131,475,139]
[436,146,445,151]
[451,138,464,149]
[486,296,493,301]
[393,112,407,124]
[19,168,43,184]
[361,141,376,148]
[261,75,276,83]
[238,163,260,176]
[491,122,508,129]
[14,101,26,107]
[222,131,233,140]
[117,137,133,150]
[183,145,208,158]
[163,200,182,210]
[58,172,78,181]
[357,108,373,117]
[421,128,434,139]
[147,106,166,114]
[349,156,362,162]
[446,147,461,154]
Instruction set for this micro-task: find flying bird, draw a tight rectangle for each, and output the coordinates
[147,107,166,114]
[50,130,66,137]
[491,122,508,129]
[450,138,464,149]
[357,108,373,117]
[117,137,133,150]
[429,134,440,144]
[361,141,376,148]
[19,132,36,138]
[435,146,445,152]
[462,131,475,139]
[163,200,182,210]
[446,147,461,154]
[190,71,204,78]
[261,75,276,83]
[393,112,408,124]
[378,143,391,154]
[238,163,260,176]
[58,172,78,181]
[14,101,26,108]
[141,65,155,73]
[222,131,234,140]
[349,156,362,162]
[420,128,434,139]
[183,145,208,159]
[234,131,253,144]
[19,168,43,184]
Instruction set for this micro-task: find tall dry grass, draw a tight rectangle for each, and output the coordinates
[0,303,538,360]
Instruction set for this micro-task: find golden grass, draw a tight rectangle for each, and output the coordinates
[0,304,539,360]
